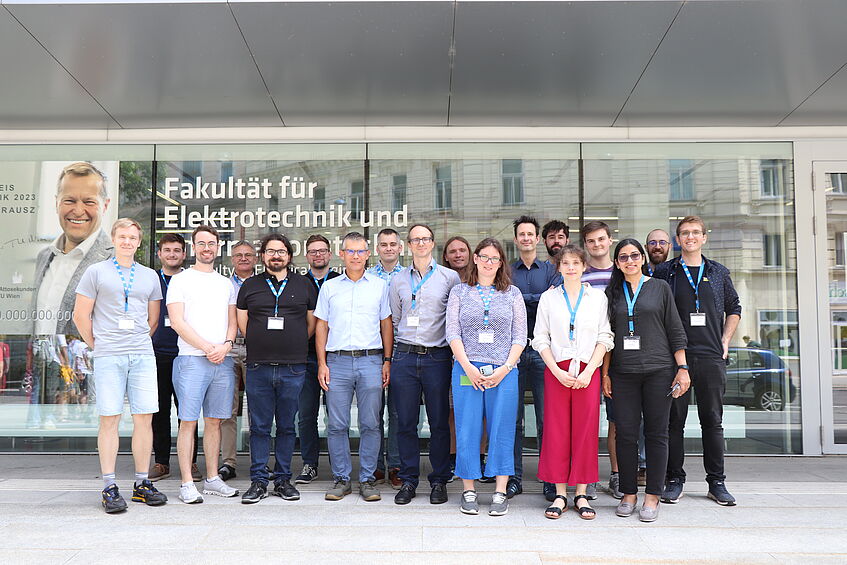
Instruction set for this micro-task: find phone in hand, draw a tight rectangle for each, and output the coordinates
[667,382,681,397]
[480,365,494,377]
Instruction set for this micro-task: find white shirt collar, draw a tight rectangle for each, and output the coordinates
[49,229,103,258]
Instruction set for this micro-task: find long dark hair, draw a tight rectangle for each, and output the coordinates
[605,238,649,323]
[466,238,512,292]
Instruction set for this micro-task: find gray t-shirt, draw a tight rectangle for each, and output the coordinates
[76,259,162,358]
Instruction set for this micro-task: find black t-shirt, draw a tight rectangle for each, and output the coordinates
[306,270,341,355]
[671,263,723,358]
[151,272,179,356]
[236,271,318,364]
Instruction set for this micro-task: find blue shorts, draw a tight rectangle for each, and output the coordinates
[173,355,235,421]
[604,395,615,423]
[93,354,158,416]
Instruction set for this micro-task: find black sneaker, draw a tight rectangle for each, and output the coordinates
[218,464,236,482]
[430,482,448,504]
[132,480,168,506]
[242,481,268,504]
[273,479,301,501]
[707,480,736,506]
[661,478,684,504]
[506,477,522,499]
[294,464,318,484]
[102,484,127,514]
[394,483,416,505]
[543,482,556,502]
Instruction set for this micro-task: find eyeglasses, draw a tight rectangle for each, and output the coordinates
[233,253,255,259]
[409,237,433,245]
[477,253,501,264]
[679,230,704,238]
[617,252,642,263]
[264,249,288,257]
[647,240,669,247]
[343,249,369,257]
[306,248,330,256]
[194,241,218,249]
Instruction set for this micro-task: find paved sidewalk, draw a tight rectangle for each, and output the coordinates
[0,454,845,564]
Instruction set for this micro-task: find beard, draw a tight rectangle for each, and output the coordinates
[266,259,287,273]
[546,244,562,257]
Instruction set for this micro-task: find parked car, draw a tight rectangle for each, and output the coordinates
[725,347,797,411]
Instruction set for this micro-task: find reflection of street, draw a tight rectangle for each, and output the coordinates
[833,374,847,443]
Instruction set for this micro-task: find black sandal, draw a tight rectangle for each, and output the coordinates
[544,495,567,519]
[573,494,596,520]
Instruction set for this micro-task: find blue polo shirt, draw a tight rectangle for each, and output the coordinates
[510,258,562,339]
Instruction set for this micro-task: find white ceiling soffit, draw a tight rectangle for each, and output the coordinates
[1,1,847,129]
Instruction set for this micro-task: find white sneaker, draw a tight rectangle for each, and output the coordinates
[179,482,204,504]
[203,476,239,498]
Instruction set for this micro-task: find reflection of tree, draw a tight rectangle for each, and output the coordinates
[119,161,153,206]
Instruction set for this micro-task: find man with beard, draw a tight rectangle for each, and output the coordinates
[509,216,561,501]
[218,241,258,482]
[237,234,317,503]
[167,225,239,504]
[295,234,341,484]
[645,229,672,276]
[542,220,570,264]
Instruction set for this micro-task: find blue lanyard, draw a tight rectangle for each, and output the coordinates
[265,276,289,317]
[647,265,654,276]
[159,269,170,289]
[476,284,495,328]
[622,276,645,336]
[561,284,585,341]
[308,270,328,290]
[113,258,135,314]
[680,259,704,312]
[410,267,435,311]
[232,274,244,288]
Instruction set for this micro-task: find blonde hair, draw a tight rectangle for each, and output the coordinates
[57,162,108,202]
[110,217,143,238]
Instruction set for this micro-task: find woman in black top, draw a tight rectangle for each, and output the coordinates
[602,238,690,522]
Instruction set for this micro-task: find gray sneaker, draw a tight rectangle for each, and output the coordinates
[179,482,204,504]
[488,491,509,516]
[202,476,239,498]
[608,472,623,499]
[325,479,352,501]
[460,490,479,515]
[585,482,598,500]
[359,480,381,502]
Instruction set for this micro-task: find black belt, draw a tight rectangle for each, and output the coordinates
[395,343,449,355]
[331,348,383,358]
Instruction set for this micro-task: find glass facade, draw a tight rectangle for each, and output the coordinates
[0,141,801,454]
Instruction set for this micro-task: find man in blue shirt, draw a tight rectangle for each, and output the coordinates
[509,215,562,501]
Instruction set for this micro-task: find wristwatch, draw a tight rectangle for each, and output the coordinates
[503,362,516,371]
[224,339,234,347]
[382,356,392,363]
[677,364,689,370]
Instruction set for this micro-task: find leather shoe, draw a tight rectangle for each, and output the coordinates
[430,482,448,504]
[394,483,416,505]
[506,477,523,499]
[218,464,236,482]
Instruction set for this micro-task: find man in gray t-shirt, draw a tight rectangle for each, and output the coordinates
[73,218,168,514]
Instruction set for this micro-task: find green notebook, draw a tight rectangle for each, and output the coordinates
[460,373,473,386]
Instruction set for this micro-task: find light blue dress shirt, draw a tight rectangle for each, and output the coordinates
[314,270,391,351]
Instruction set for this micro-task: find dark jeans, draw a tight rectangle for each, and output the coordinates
[613,368,674,496]
[246,362,306,484]
[390,346,453,488]
[152,353,196,466]
[667,354,727,484]
[513,347,545,481]
[297,354,322,468]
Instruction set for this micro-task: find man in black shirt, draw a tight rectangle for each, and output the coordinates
[653,216,741,506]
[236,233,317,504]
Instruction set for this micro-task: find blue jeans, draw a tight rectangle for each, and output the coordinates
[298,354,322,467]
[377,388,402,472]
[513,347,545,481]
[325,353,383,483]
[246,363,306,484]
[390,346,453,488]
[453,360,518,479]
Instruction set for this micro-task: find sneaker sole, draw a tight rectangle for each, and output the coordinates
[325,493,351,501]
[488,509,508,516]
[202,489,239,498]
[102,502,127,514]
[460,507,479,515]
[131,496,167,506]
[707,492,736,506]
[294,477,315,485]
[241,493,268,504]
[361,494,382,502]
[660,493,683,504]
[272,492,301,501]
[179,496,203,504]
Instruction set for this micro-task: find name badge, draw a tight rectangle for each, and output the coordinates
[267,317,285,330]
[568,358,580,377]
[118,318,135,331]
[478,332,494,344]
[623,335,641,350]
[407,316,420,327]
[690,313,707,327]
[163,316,171,327]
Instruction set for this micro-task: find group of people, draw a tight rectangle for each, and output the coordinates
[72,191,740,522]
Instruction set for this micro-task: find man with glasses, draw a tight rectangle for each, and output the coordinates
[295,234,340,485]
[542,219,570,264]
[645,229,672,276]
[654,216,741,506]
[315,232,392,502]
[218,240,257,482]
[509,216,561,501]
[167,225,239,504]
[390,224,460,505]
[367,228,405,488]
[237,234,317,504]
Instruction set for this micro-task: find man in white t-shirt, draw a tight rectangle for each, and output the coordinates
[167,225,239,504]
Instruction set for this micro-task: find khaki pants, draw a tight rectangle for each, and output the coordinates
[220,354,247,468]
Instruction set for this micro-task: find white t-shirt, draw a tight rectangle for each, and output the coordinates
[166,267,236,356]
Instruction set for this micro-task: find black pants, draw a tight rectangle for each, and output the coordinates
[152,353,197,466]
[666,354,726,484]
[613,368,674,496]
